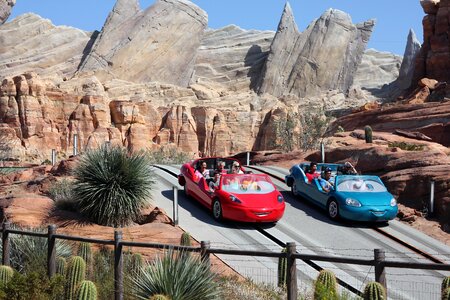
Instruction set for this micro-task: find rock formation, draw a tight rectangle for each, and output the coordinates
[397,29,422,90]
[413,0,450,85]
[0,13,92,80]
[0,0,14,24]
[258,4,375,98]
[78,0,208,86]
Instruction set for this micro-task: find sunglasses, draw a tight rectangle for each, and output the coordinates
[234,165,240,168]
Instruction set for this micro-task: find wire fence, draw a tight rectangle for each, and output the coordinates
[1,222,449,300]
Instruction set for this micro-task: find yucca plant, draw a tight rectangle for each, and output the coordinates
[73,145,154,227]
[129,249,220,300]
[149,295,170,300]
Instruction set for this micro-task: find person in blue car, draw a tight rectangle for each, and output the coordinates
[320,167,334,193]
[306,162,320,183]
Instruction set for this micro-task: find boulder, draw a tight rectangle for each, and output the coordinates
[78,0,208,86]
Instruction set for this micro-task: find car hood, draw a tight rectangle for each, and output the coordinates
[337,192,394,207]
[228,191,281,208]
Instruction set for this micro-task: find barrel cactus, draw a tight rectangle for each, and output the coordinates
[443,287,450,300]
[129,253,144,275]
[56,257,67,276]
[363,281,386,300]
[277,248,287,287]
[149,295,170,300]
[364,125,373,143]
[443,277,450,300]
[75,280,97,300]
[77,242,92,266]
[314,269,337,300]
[65,256,87,300]
[180,232,191,246]
[0,265,13,285]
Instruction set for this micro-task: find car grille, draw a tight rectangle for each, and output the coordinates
[253,211,271,217]
[371,210,386,216]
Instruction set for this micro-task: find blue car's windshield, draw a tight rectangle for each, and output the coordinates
[221,174,275,194]
[335,176,387,193]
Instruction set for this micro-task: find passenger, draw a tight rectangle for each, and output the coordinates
[230,161,244,174]
[320,167,334,193]
[209,171,221,192]
[199,161,210,178]
[306,162,320,183]
[341,161,357,175]
[216,161,227,174]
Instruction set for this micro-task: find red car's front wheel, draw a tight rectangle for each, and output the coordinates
[212,199,223,221]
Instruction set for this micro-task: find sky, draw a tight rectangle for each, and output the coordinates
[8,0,424,55]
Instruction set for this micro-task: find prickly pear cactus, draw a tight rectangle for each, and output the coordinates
[65,256,86,300]
[363,281,386,300]
[149,294,170,300]
[0,265,13,285]
[277,248,287,288]
[364,125,373,143]
[56,257,67,276]
[180,232,191,246]
[314,269,337,300]
[75,280,97,300]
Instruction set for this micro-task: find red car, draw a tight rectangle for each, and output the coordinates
[178,158,285,222]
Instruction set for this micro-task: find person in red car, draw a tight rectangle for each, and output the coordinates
[216,161,227,174]
[305,162,320,183]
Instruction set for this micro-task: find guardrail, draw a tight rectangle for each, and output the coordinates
[1,222,449,300]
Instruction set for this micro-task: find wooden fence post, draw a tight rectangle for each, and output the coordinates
[200,241,210,267]
[2,222,10,266]
[374,248,387,292]
[286,242,297,300]
[47,224,57,278]
[114,230,123,300]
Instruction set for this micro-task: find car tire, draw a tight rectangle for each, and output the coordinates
[327,199,339,220]
[212,199,223,221]
[291,182,298,196]
[184,185,190,197]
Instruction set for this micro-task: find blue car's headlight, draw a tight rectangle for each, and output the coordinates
[390,198,397,207]
[229,195,242,204]
[277,195,284,203]
[345,198,362,207]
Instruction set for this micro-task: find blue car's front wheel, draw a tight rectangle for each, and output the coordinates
[327,199,339,220]
[291,183,298,196]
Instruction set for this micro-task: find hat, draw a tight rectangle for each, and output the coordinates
[233,161,240,167]
[325,167,332,172]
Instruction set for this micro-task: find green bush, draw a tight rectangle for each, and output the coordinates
[129,249,220,300]
[388,141,424,151]
[49,179,78,211]
[73,145,154,227]
[0,271,64,300]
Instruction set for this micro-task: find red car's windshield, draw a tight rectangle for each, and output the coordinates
[221,174,275,194]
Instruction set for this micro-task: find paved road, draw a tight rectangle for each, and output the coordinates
[151,164,450,299]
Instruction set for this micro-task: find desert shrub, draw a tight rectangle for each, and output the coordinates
[129,249,220,300]
[299,106,331,151]
[218,276,285,300]
[48,179,78,211]
[1,226,72,273]
[388,141,424,151]
[273,112,299,153]
[0,271,64,300]
[73,145,154,227]
[146,146,191,164]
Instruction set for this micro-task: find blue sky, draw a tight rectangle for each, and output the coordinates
[8,0,424,55]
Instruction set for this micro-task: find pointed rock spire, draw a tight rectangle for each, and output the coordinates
[397,29,421,90]
[0,0,15,25]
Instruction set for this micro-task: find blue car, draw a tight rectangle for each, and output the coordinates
[285,163,398,222]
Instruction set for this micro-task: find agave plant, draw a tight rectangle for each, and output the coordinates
[73,145,154,227]
[129,249,220,300]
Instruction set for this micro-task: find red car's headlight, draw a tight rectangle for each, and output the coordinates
[277,195,284,203]
[229,195,242,204]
